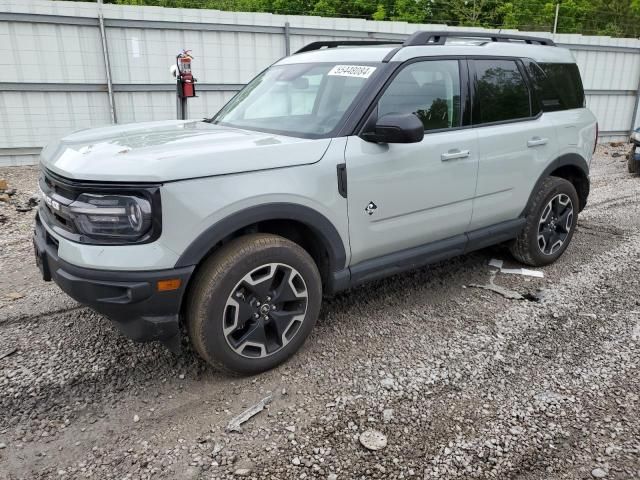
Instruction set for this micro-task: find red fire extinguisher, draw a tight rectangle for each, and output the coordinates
[175,50,196,119]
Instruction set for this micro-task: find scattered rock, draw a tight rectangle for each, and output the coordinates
[234,461,254,476]
[592,468,608,478]
[285,425,296,433]
[6,292,25,301]
[15,204,33,213]
[359,430,387,451]
[0,179,7,190]
[292,457,301,466]
[380,378,395,390]
[382,409,394,423]
[133,415,140,423]
[328,474,338,480]
[0,443,6,449]
[0,194,9,203]
[0,347,18,361]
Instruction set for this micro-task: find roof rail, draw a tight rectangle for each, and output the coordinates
[295,40,403,54]
[403,31,556,47]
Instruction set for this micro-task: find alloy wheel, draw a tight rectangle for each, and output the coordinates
[537,193,574,255]
[223,263,308,358]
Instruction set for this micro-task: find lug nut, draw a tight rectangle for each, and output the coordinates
[271,305,276,310]
[253,313,260,319]
[256,301,261,307]
[266,296,271,302]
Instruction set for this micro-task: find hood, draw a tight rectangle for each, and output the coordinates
[40,120,332,182]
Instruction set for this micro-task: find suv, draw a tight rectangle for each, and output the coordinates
[34,31,597,374]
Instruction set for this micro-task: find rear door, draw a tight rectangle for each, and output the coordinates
[468,58,559,231]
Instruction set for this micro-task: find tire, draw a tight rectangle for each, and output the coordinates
[186,233,322,375]
[509,176,579,267]
[629,148,640,174]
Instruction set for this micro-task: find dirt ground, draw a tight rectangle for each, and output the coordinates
[0,146,639,480]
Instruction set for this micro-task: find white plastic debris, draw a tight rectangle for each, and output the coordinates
[488,259,544,278]
[488,258,504,269]
[500,267,544,278]
[226,395,273,433]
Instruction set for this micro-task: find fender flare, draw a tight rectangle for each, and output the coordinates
[174,203,348,273]
[521,153,590,216]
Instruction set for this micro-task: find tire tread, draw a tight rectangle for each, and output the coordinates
[186,233,320,375]
[509,176,578,267]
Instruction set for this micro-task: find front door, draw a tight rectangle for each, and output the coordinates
[345,59,479,266]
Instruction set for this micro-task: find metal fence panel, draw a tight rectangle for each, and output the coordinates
[0,90,111,148]
[1,0,639,166]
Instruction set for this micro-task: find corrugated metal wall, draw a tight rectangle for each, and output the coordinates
[1,0,639,166]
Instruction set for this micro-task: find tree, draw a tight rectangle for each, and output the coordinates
[67,0,640,37]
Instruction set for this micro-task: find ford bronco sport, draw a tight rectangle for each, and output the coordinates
[34,31,598,374]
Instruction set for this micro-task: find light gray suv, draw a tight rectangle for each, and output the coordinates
[34,31,598,374]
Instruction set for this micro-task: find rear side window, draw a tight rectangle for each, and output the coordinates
[534,62,585,111]
[473,59,531,124]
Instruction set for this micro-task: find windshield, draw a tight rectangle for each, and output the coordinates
[211,63,379,137]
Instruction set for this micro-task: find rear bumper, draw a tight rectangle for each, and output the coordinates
[34,212,194,344]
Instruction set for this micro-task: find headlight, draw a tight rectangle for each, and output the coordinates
[631,131,640,143]
[68,193,152,241]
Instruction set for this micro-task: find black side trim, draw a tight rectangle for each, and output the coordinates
[175,203,348,273]
[336,163,347,198]
[349,234,467,288]
[522,153,590,215]
[338,218,526,292]
[465,218,526,253]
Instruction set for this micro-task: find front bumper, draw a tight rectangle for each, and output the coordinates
[34,212,194,345]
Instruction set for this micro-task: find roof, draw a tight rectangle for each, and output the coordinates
[276,31,576,66]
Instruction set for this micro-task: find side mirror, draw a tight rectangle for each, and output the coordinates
[362,113,424,144]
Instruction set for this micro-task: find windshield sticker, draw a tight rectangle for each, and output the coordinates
[328,65,377,78]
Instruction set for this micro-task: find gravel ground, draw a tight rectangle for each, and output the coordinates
[1,146,639,480]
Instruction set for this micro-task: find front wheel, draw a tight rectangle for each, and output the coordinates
[510,176,579,267]
[186,234,322,375]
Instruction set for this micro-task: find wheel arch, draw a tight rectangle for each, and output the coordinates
[174,203,349,292]
[523,153,590,215]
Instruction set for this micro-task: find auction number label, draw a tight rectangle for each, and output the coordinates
[328,65,377,78]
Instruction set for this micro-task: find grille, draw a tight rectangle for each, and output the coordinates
[39,170,78,235]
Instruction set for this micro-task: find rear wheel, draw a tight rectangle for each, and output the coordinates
[510,176,579,267]
[186,234,322,375]
[629,147,640,174]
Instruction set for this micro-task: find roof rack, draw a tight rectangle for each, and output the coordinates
[295,40,403,54]
[403,31,556,47]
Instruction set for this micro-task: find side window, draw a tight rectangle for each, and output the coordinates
[538,63,585,110]
[525,61,561,112]
[473,59,531,124]
[378,60,461,131]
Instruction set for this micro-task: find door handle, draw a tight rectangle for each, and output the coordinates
[441,149,470,161]
[527,137,548,147]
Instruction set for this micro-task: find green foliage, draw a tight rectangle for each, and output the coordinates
[77,0,640,37]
